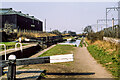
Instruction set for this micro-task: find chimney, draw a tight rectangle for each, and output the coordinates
[31,16,34,18]
[112,18,114,30]
[18,11,22,13]
[9,8,12,10]
[26,14,29,16]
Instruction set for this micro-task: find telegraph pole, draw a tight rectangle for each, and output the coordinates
[44,19,48,46]
[50,28,51,32]
[45,19,46,32]
[97,20,98,32]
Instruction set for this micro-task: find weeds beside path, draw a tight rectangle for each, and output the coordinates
[87,42,119,77]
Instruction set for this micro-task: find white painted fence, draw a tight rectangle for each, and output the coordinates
[50,54,73,63]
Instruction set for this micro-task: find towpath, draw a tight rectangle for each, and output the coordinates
[19,46,113,78]
[72,47,113,78]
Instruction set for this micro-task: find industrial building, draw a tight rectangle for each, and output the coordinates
[0,8,43,33]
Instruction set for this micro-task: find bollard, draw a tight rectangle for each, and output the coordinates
[7,55,16,80]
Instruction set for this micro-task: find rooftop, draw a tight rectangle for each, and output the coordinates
[0,8,40,21]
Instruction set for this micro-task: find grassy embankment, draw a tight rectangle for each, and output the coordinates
[79,38,86,47]
[39,44,75,57]
[86,38,120,77]
[0,42,28,51]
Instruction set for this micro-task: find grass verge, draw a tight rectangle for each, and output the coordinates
[83,43,86,47]
[85,39,89,46]
[79,38,84,47]
[87,44,119,77]
[39,44,75,57]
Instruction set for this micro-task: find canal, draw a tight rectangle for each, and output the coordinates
[60,39,81,47]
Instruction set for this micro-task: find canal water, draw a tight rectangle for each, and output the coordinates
[63,40,81,47]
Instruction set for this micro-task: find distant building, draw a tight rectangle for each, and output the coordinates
[0,8,43,33]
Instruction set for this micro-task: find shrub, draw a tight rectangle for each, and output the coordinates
[87,31,104,43]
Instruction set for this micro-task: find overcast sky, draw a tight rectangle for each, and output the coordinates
[1,1,119,33]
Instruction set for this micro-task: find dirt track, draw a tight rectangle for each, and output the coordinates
[21,47,113,78]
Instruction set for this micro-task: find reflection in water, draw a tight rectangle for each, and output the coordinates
[64,40,81,47]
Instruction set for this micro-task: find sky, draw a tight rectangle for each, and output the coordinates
[1,1,119,34]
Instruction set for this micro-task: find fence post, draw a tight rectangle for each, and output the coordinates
[7,55,16,80]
